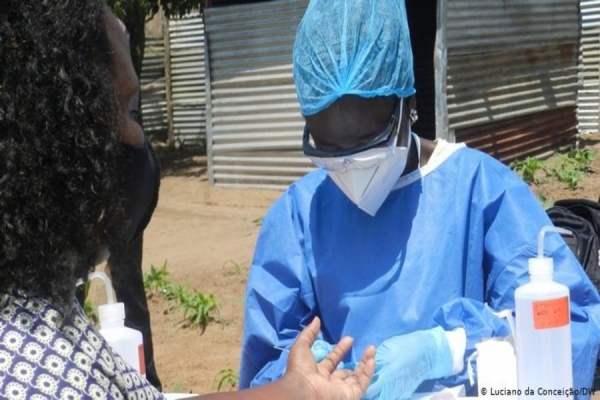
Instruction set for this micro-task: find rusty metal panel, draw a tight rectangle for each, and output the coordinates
[455,107,576,163]
[168,13,207,146]
[204,0,311,189]
[578,0,600,132]
[437,0,579,162]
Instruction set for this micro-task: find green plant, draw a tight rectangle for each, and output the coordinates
[252,217,264,227]
[536,193,554,210]
[143,261,170,295]
[178,289,219,331]
[544,148,597,190]
[169,382,185,393]
[222,260,244,276]
[163,281,184,302]
[214,368,238,392]
[84,299,98,325]
[549,155,586,190]
[510,157,545,185]
[567,148,596,172]
[143,260,220,331]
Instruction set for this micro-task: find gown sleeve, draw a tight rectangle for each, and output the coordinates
[238,189,317,389]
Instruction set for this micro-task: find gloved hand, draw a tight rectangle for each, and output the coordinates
[311,339,356,370]
[363,326,466,400]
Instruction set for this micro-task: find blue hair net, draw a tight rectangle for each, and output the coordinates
[293,0,415,116]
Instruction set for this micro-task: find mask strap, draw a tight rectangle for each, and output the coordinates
[411,130,421,166]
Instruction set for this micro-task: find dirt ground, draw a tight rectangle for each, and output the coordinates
[136,146,280,395]
[103,133,600,395]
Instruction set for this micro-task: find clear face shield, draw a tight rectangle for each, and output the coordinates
[303,99,412,216]
[303,99,404,170]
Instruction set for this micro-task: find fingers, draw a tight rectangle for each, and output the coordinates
[295,316,321,349]
[330,345,376,398]
[287,316,324,374]
[353,345,376,391]
[317,336,354,374]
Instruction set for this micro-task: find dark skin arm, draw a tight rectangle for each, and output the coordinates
[189,317,376,400]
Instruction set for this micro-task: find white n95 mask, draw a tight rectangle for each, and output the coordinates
[326,129,411,216]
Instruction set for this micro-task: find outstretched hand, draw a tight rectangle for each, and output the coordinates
[284,317,376,400]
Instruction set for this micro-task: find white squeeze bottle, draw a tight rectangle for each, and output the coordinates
[89,271,146,376]
[514,226,573,399]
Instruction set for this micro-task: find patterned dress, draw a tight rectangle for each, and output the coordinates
[0,290,165,399]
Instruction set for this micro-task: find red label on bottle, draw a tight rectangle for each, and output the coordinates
[532,296,569,329]
[138,344,146,376]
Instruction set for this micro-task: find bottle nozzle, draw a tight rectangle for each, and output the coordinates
[88,271,116,304]
[538,226,572,258]
[88,271,125,325]
[530,225,573,276]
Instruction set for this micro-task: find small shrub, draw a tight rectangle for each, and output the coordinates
[510,157,545,185]
[567,148,596,172]
[544,148,596,190]
[143,261,219,332]
[214,368,237,392]
[143,261,170,295]
[549,155,586,190]
[178,289,219,331]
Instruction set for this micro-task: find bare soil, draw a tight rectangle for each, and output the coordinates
[103,133,600,395]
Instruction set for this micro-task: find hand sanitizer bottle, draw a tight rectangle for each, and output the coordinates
[514,226,573,399]
[89,271,146,376]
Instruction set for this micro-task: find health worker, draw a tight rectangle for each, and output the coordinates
[238,0,600,398]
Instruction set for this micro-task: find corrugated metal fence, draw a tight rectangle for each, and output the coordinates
[141,35,168,138]
[168,13,208,146]
[204,0,312,189]
[579,0,600,132]
[439,0,579,162]
[156,0,591,187]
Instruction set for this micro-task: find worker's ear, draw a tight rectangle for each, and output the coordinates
[408,95,418,125]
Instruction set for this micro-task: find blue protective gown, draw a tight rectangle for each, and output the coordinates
[239,142,600,396]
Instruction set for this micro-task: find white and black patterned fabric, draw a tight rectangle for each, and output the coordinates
[0,290,165,399]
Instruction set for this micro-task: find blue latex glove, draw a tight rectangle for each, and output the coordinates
[311,339,356,370]
[363,326,457,400]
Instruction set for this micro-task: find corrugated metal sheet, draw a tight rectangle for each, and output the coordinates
[168,13,207,146]
[204,0,312,189]
[578,0,600,132]
[439,0,579,150]
[456,107,576,163]
[140,36,168,138]
[199,0,581,188]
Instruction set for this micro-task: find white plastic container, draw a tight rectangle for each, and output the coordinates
[467,308,518,399]
[514,226,572,399]
[475,339,518,399]
[89,271,146,376]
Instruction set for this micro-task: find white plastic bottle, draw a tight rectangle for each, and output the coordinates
[89,271,146,376]
[514,226,573,399]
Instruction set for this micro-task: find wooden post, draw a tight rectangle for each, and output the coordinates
[163,11,175,147]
